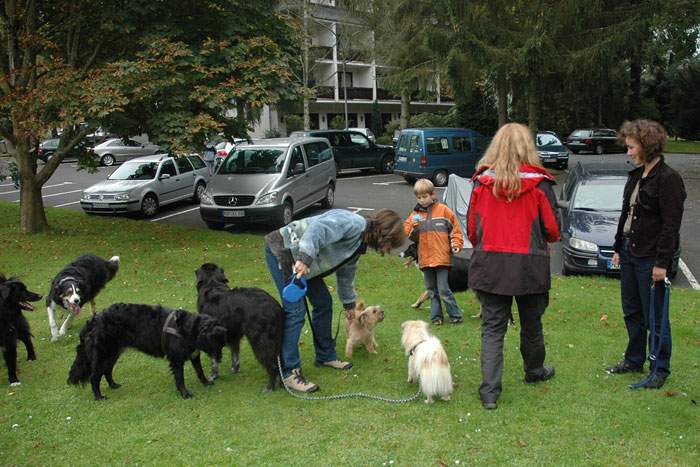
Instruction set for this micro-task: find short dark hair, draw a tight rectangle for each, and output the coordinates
[365,209,405,254]
[618,120,667,162]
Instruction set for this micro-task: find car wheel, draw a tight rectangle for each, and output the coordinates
[433,170,448,187]
[277,200,293,227]
[380,155,394,174]
[320,184,335,209]
[192,181,206,203]
[101,154,116,166]
[404,176,416,185]
[595,144,604,155]
[141,193,159,217]
[205,221,224,230]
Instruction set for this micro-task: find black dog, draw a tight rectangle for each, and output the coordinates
[47,253,120,341]
[0,274,42,385]
[401,242,470,308]
[67,303,227,400]
[195,263,283,392]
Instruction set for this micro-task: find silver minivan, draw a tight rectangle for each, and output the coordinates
[199,137,336,229]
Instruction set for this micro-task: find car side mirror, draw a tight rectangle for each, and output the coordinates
[557,199,569,209]
[159,173,171,180]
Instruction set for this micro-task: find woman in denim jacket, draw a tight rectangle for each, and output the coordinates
[607,120,686,389]
[264,209,405,393]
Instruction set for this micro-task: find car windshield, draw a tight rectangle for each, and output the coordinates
[109,161,158,180]
[536,133,563,148]
[218,147,286,174]
[572,179,626,211]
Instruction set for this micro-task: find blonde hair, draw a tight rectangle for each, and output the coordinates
[477,123,543,201]
[413,178,434,196]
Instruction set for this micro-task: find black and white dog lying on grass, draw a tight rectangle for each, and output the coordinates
[195,263,283,392]
[46,254,119,341]
[67,303,227,400]
[0,274,42,385]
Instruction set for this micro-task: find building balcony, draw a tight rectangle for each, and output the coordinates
[315,86,335,99]
[310,45,333,61]
[337,48,371,64]
[376,88,400,100]
[339,87,373,100]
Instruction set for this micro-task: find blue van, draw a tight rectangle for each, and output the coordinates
[393,128,489,186]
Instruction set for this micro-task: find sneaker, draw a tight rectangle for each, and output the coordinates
[482,400,498,410]
[314,359,352,370]
[606,360,643,375]
[524,365,555,384]
[641,373,667,389]
[431,318,443,326]
[450,317,463,325]
[282,368,319,393]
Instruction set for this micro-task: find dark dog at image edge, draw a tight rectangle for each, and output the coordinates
[195,263,284,392]
[1,274,42,385]
[46,253,120,341]
[68,303,227,400]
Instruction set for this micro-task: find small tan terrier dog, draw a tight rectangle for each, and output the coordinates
[345,301,384,358]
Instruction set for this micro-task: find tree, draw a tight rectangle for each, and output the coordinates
[1,0,298,233]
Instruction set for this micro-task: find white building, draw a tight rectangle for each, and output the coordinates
[252,0,453,138]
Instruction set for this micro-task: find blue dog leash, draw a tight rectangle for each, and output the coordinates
[629,278,671,390]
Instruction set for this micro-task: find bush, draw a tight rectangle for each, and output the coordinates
[285,114,304,134]
[384,118,401,136]
[375,135,392,145]
[264,128,282,138]
[329,115,345,130]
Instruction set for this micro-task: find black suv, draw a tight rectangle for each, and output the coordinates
[290,130,395,174]
[565,128,625,155]
[557,161,679,277]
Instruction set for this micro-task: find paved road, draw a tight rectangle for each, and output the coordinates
[2,153,698,288]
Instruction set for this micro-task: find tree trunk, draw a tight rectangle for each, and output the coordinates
[495,69,508,128]
[628,46,642,119]
[15,148,49,234]
[527,74,539,131]
[400,91,410,129]
[302,0,310,130]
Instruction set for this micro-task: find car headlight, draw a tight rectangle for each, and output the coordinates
[200,189,214,205]
[256,191,278,205]
[114,193,130,201]
[81,192,90,200]
[569,237,598,253]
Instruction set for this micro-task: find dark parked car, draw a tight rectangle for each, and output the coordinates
[536,131,569,170]
[289,130,395,174]
[557,161,679,277]
[565,128,625,155]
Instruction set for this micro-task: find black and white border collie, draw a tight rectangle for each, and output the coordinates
[0,274,42,385]
[46,254,120,341]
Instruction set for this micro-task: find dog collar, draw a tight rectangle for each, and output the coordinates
[58,276,78,285]
[161,311,182,354]
[408,339,427,356]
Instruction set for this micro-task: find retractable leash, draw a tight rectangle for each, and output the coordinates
[629,277,671,390]
[278,268,421,403]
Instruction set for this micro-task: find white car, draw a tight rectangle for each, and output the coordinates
[346,127,376,142]
[81,154,210,217]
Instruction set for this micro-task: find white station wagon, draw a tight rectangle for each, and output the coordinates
[81,154,210,217]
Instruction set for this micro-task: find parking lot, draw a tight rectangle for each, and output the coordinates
[2,152,699,288]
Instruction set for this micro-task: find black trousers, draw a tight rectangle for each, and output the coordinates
[476,290,549,403]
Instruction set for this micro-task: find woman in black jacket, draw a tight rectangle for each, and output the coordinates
[607,120,686,389]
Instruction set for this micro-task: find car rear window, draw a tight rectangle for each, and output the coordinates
[397,134,411,152]
[409,135,422,153]
[187,155,206,169]
[426,136,450,154]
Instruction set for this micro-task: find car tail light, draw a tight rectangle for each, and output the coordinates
[419,154,427,167]
[37,147,44,156]
[583,138,592,144]
[217,149,227,156]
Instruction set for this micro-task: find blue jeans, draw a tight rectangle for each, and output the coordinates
[264,246,338,377]
[423,267,463,321]
[619,240,672,376]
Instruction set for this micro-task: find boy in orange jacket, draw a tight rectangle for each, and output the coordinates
[404,179,464,325]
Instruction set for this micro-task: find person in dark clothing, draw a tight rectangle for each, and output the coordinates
[606,120,686,389]
[467,123,561,410]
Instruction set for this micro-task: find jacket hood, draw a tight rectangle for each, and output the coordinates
[473,164,555,196]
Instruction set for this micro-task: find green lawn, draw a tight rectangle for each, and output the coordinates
[1,202,698,465]
[666,139,700,154]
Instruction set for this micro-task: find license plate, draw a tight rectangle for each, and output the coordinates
[544,158,556,162]
[607,259,620,270]
[223,210,244,218]
[82,203,93,209]
[398,156,407,162]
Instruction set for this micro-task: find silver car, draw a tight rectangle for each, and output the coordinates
[81,154,210,217]
[91,138,162,166]
[199,137,336,229]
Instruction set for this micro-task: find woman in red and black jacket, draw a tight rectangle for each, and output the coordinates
[467,123,561,410]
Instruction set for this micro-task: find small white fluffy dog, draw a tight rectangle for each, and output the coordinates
[400,320,453,403]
